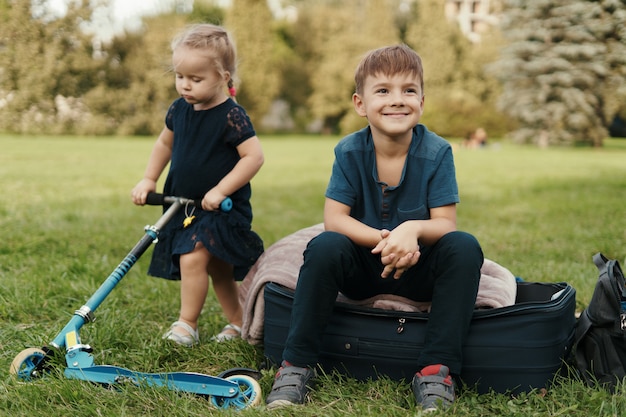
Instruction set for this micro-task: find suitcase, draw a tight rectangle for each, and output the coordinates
[263,281,576,394]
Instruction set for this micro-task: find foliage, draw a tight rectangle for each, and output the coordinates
[267,18,315,132]
[226,0,280,124]
[303,0,372,134]
[0,0,510,138]
[85,14,187,135]
[492,0,626,147]
[337,0,401,135]
[405,0,513,138]
[0,0,99,134]
[1,0,624,143]
[2,134,626,415]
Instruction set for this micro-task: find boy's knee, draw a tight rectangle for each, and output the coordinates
[300,231,356,279]
[450,230,481,248]
[441,231,483,261]
[305,231,351,257]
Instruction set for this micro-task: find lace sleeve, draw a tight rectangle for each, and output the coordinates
[165,99,184,131]
[225,105,256,146]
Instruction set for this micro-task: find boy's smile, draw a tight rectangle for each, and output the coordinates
[353,72,424,142]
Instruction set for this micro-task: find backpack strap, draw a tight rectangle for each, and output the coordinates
[575,308,594,344]
[575,252,626,343]
[593,252,609,272]
[595,253,626,331]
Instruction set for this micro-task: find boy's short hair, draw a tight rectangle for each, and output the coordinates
[354,44,424,95]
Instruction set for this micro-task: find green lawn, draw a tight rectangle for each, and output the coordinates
[1,134,626,416]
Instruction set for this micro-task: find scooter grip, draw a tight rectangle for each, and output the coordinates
[145,192,165,206]
[220,197,233,212]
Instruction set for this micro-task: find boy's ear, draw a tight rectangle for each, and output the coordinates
[352,93,367,117]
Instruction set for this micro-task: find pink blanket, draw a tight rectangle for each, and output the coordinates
[239,224,517,345]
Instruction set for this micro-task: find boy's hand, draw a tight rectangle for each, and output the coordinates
[372,225,420,279]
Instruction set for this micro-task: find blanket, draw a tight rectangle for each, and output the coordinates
[239,224,517,345]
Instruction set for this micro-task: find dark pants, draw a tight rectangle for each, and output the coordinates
[282,230,483,376]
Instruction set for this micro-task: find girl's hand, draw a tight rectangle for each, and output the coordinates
[131,179,157,205]
[201,189,227,211]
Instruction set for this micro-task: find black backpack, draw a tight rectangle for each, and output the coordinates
[575,253,626,390]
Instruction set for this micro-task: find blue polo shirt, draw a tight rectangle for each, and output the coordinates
[325,124,459,231]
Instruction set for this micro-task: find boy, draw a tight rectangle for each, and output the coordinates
[266,44,483,412]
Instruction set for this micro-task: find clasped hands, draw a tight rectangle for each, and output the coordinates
[371,224,420,279]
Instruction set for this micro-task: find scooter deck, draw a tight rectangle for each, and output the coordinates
[65,364,240,397]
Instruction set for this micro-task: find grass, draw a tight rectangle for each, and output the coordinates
[1,134,626,416]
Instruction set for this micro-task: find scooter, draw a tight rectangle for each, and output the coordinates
[9,193,261,410]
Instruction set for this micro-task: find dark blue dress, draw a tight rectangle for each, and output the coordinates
[148,97,264,281]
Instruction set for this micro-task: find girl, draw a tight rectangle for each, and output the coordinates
[131,24,264,346]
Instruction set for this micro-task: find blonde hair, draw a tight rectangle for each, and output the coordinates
[171,24,238,94]
[354,44,424,96]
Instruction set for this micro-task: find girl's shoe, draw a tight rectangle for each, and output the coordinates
[162,321,199,347]
[211,323,242,342]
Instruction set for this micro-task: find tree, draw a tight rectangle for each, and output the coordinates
[225,0,280,126]
[492,0,626,147]
[84,12,188,135]
[299,0,401,134]
[267,17,315,132]
[0,0,99,134]
[404,0,507,138]
[338,0,402,134]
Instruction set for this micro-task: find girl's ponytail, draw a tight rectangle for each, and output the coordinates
[228,79,237,102]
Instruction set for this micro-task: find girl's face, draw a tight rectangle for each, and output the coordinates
[352,72,424,143]
[172,46,229,111]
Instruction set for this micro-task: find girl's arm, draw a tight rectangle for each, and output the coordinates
[131,126,174,205]
[202,135,264,211]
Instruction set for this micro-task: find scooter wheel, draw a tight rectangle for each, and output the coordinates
[210,374,262,409]
[10,348,46,380]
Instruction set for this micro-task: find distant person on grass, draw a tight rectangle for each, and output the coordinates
[131,24,264,346]
[265,44,483,412]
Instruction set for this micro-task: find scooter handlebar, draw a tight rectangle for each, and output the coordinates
[145,192,232,212]
[145,192,167,206]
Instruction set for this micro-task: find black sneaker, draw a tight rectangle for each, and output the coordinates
[412,364,456,412]
[266,361,316,409]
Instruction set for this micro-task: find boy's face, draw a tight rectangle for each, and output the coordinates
[353,72,424,141]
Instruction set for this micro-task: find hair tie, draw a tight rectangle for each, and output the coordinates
[228,86,237,97]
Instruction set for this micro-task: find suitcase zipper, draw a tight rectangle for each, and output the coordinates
[397,318,406,334]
